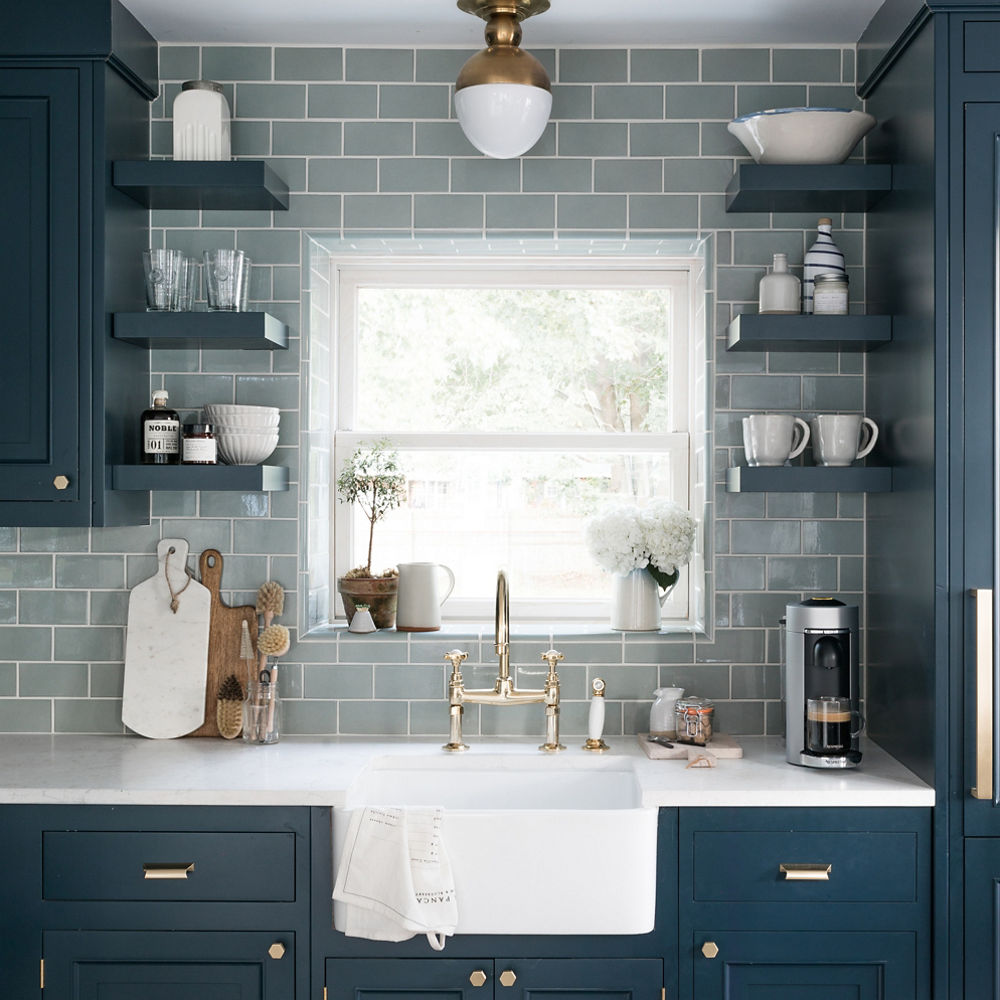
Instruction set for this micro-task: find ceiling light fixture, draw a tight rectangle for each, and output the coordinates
[454,0,552,159]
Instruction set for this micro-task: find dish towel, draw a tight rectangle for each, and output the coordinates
[333,806,458,950]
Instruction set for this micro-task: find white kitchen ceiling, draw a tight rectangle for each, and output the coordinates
[118,0,885,47]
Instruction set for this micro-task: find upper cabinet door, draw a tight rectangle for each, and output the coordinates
[0,66,87,516]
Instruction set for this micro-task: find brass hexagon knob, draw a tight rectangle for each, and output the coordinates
[701,941,719,959]
[499,971,517,987]
[268,942,286,960]
[469,971,487,988]
[53,475,70,491]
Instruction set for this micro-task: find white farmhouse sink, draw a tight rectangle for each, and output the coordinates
[333,754,658,936]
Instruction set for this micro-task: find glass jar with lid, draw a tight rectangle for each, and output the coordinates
[812,271,849,315]
[675,696,715,746]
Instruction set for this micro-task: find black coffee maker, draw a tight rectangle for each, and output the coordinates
[783,598,862,769]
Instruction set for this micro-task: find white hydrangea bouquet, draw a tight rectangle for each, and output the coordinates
[586,499,697,590]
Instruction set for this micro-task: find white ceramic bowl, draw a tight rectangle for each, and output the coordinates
[727,108,876,165]
[207,413,281,429]
[204,403,280,419]
[216,429,279,466]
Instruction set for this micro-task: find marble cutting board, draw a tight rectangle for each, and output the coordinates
[122,538,211,739]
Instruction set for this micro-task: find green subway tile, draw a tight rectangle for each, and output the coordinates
[416,49,476,82]
[272,266,301,300]
[273,121,342,155]
[838,493,865,518]
[198,491,269,518]
[556,194,626,230]
[802,520,864,555]
[842,49,856,84]
[304,663,372,699]
[663,157,734,192]
[1,626,52,660]
[522,157,592,192]
[275,47,343,81]
[666,85,734,120]
[628,195,699,230]
[164,230,235,258]
[20,590,88,625]
[716,556,766,591]
[550,85,593,121]
[198,207,271,229]
[202,47,272,82]
[0,591,12,624]
[731,592,797,628]
[343,194,413,229]
[162,374,235,410]
[557,122,628,157]
[159,45,200,81]
[56,698,123,734]
[0,527,14,552]
[699,194,768,230]
[807,84,862,111]
[413,194,483,229]
[344,122,413,155]
[415,121,478,156]
[702,49,770,82]
[768,351,838,375]
[200,347,272,376]
[767,493,837,518]
[802,375,863,411]
[227,121,269,157]
[236,83,306,119]
[90,591,129,626]
[308,158,378,192]
[283,699,338,734]
[374,664,444,700]
[126,556,158,588]
[266,156,307,192]
[150,121,172,156]
[767,556,839,591]
[450,157,520,193]
[773,48,840,82]
[151,492,198,517]
[0,556,52,588]
[409,636,483,665]
[408,700,449,737]
[630,122,700,156]
[731,519,801,555]
[630,49,699,83]
[339,700,409,735]
[91,523,160,554]
[379,84,451,119]
[731,374,801,409]
[485,194,555,230]
[521,122,556,157]
[0,662,14,696]
[153,349,206,374]
[345,49,413,82]
[594,159,661,193]
[308,84,379,119]
[0,699,51,733]
[732,230,803,264]
[559,49,627,83]
[701,120,750,156]
[54,627,123,662]
[236,229,301,264]
[593,85,663,120]
[841,556,864,591]
[19,527,89,552]
[716,265,762,302]
[202,555,269,592]
[233,519,298,555]
[381,157,450,192]
[736,85,807,117]
[20,662,88,697]
[157,519,229,557]
[479,702,543,738]
[718,701,765,737]
[732,661,781,701]
[339,638,409,664]
[90,662,124,697]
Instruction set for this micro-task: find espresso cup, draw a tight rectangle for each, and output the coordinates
[395,561,456,632]
[806,696,860,755]
[742,414,810,467]
[811,414,878,467]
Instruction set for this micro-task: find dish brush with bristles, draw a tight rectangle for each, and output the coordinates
[258,623,290,660]
[216,673,244,739]
[256,581,285,628]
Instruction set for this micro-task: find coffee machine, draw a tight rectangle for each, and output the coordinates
[783,598,862,769]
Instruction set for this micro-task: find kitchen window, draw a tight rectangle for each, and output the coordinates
[321,245,708,628]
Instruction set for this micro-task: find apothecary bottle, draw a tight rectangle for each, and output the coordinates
[172,80,231,161]
[802,218,845,314]
[141,390,180,465]
[758,253,800,314]
[182,423,217,465]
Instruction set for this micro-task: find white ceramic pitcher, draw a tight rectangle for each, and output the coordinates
[611,568,673,632]
[395,562,456,632]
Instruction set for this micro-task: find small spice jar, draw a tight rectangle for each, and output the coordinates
[812,271,849,315]
[182,423,217,465]
[675,696,715,746]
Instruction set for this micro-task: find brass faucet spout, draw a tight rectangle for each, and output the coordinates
[496,569,510,683]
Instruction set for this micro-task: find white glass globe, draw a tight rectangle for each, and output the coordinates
[454,83,553,159]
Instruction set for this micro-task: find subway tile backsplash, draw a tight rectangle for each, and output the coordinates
[0,43,867,738]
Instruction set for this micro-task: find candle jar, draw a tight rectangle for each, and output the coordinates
[812,271,849,315]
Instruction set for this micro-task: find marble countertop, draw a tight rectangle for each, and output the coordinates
[0,734,933,808]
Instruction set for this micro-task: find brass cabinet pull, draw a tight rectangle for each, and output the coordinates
[701,942,719,959]
[499,971,517,987]
[142,862,194,880]
[469,971,487,988]
[779,863,832,881]
[972,588,994,800]
[52,475,70,490]
[268,942,286,960]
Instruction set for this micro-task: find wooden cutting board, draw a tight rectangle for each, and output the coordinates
[638,733,743,759]
[122,538,211,739]
[188,549,259,738]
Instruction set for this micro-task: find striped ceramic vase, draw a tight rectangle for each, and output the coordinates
[802,217,845,314]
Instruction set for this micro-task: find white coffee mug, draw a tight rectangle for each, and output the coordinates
[395,562,456,632]
[742,414,810,467]
[811,414,879,467]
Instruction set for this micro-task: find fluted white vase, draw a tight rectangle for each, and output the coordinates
[611,568,675,631]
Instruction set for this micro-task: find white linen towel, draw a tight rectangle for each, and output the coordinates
[333,806,458,950]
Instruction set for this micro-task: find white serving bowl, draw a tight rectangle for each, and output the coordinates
[216,429,279,466]
[204,403,280,420]
[207,412,281,429]
[727,107,876,165]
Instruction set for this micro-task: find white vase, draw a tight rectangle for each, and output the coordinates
[802,217,846,314]
[611,569,674,631]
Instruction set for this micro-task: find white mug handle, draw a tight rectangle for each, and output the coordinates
[788,417,810,460]
[438,564,456,606]
[856,417,879,459]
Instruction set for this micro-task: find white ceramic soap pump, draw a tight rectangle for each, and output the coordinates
[583,677,610,752]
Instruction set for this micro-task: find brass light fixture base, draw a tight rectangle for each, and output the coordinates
[455,0,552,93]
[457,0,550,21]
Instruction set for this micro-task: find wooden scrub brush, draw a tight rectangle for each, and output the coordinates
[216,673,244,739]
[258,624,290,661]
[256,581,285,628]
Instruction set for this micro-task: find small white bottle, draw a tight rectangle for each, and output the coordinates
[173,80,232,161]
[802,218,846,314]
[758,253,800,314]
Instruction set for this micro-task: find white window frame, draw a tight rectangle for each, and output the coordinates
[329,253,704,626]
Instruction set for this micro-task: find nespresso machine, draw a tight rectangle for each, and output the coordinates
[783,598,862,769]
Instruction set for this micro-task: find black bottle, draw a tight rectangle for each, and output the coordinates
[141,390,180,464]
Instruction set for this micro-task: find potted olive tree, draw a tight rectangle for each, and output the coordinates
[336,439,407,629]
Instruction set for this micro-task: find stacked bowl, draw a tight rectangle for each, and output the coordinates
[204,404,280,465]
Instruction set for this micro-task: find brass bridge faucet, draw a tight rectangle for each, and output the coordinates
[443,570,565,753]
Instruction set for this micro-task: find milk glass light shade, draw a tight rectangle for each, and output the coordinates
[454,83,552,159]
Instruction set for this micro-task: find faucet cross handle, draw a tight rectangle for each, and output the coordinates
[444,649,469,674]
[541,649,564,675]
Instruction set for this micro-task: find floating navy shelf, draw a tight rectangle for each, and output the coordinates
[725,163,892,213]
[112,465,289,492]
[113,312,289,350]
[726,314,892,352]
[112,160,289,211]
[726,466,892,493]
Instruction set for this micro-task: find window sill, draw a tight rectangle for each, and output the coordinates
[302,621,701,642]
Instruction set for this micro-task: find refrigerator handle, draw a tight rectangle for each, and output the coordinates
[971,587,994,800]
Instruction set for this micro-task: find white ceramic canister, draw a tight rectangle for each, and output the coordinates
[758,253,800,314]
[173,80,232,161]
[802,218,845,314]
[650,687,685,737]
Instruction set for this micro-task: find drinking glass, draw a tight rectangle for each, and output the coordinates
[143,249,184,311]
[204,249,247,311]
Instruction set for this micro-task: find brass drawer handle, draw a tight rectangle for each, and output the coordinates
[53,475,70,490]
[971,588,994,800]
[499,971,517,987]
[143,862,195,880]
[701,941,719,959]
[780,863,831,881]
[470,971,487,988]
[268,942,286,960]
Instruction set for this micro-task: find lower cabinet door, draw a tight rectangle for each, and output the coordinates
[326,958,494,1000]
[44,930,295,999]
[965,838,1000,999]
[691,931,915,1000]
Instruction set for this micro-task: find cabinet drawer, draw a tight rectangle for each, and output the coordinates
[43,830,296,902]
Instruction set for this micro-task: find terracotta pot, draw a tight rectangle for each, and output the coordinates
[338,575,398,630]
